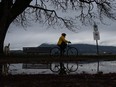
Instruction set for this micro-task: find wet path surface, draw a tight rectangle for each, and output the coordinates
[9,61,116,74]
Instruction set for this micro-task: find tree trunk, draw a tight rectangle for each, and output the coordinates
[0,24,10,55]
[0,0,32,75]
[0,15,10,55]
[0,17,10,75]
[0,0,32,55]
[0,2,11,55]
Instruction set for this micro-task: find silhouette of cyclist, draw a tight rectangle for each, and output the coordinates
[57,33,71,55]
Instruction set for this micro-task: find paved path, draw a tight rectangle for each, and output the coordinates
[1,73,116,87]
[0,55,116,64]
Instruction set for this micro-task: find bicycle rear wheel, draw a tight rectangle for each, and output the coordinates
[50,47,61,56]
[66,62,78,72]
[67,47,78,56]
[50,63,60,73]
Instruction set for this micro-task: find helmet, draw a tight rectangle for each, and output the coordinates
[62,33,66,36]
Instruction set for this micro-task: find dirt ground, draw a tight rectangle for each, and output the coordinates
[0,73,116,87]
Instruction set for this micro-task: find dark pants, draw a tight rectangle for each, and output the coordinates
[58,42,67,55]
[58,42,67,74]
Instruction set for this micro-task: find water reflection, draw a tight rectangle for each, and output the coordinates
[6,61,116,75]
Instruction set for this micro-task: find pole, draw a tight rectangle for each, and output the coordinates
[96,40,99,55]
[93,23,100,73]
[96,40,99,73]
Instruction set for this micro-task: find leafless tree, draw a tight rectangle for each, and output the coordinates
[0,0,116,54]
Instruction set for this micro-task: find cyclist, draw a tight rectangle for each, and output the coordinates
[57,33,71,54]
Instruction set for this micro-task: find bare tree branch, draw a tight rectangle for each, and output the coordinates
[15,0,116,30]
[27,4,76,31]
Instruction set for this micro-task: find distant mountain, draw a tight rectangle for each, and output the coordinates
[39,43,116,54]
[38,43,56,47]
[73,44,116,54]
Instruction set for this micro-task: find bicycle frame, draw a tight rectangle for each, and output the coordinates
[50,43,78,56]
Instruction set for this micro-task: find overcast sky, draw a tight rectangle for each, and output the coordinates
[4,20,116,50]
[3,1,116,50]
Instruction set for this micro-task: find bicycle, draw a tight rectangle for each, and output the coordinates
[50,43,78,56]
[50,43,78,73]
[50,62,78,73]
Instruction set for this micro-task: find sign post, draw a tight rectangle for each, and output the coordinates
[93,31,100,54]
[93,23,100,73]
[93,23,100,54]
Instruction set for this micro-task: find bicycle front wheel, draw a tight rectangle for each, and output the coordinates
[67,47,78,56]
[50,63,60,73]
[66,62,78,72]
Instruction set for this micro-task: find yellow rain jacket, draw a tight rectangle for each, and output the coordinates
[57,35,68,45]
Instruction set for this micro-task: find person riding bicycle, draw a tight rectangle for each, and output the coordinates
[57,33,71,54]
